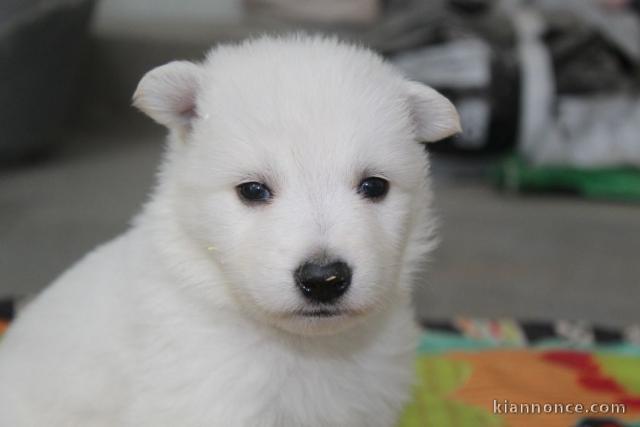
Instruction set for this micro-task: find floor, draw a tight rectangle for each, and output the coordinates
[1,119,639,327]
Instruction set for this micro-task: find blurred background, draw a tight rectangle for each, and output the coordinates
[1,0,639,327]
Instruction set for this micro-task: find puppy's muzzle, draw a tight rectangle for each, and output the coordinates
[294,260,351,304]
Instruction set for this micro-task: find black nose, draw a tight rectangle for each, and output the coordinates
[294,260,352,304]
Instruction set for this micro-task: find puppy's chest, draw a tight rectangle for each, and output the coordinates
[129,325,413,427]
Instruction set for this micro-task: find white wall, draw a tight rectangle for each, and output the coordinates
[92,0,245,41]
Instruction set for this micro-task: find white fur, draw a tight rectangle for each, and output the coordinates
[0,35,460,426]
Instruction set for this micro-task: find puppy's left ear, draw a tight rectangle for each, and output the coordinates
[405,81,462,142]
[132,61,203,132]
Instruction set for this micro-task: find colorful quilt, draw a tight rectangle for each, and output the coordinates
[1,300,639,427]
[400,319,640,427]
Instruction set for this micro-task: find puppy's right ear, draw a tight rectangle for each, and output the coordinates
[133,61,202,131]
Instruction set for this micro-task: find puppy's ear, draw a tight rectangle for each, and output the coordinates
[405,81,462,142]
[133,61,202,131]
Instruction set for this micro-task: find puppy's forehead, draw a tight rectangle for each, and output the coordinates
[189,38,423,183]
[197,38,410,141]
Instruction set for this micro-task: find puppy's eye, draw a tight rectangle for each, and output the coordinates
[237,182,272,203]
[357,177,389,200]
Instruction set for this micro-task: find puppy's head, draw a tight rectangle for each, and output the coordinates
[134,36,460,335]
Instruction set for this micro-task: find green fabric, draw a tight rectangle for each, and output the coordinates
[494,155,640,201]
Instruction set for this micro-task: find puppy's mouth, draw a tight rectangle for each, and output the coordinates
[296,308,344,318]
[272,306,372,335]
[290,307,368,319]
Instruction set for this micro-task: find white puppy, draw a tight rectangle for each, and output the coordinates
[0,35,459,426]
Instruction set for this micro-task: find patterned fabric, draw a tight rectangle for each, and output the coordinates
[399,318,640,427]
[423,318,640,348]
[2,301,639,427]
